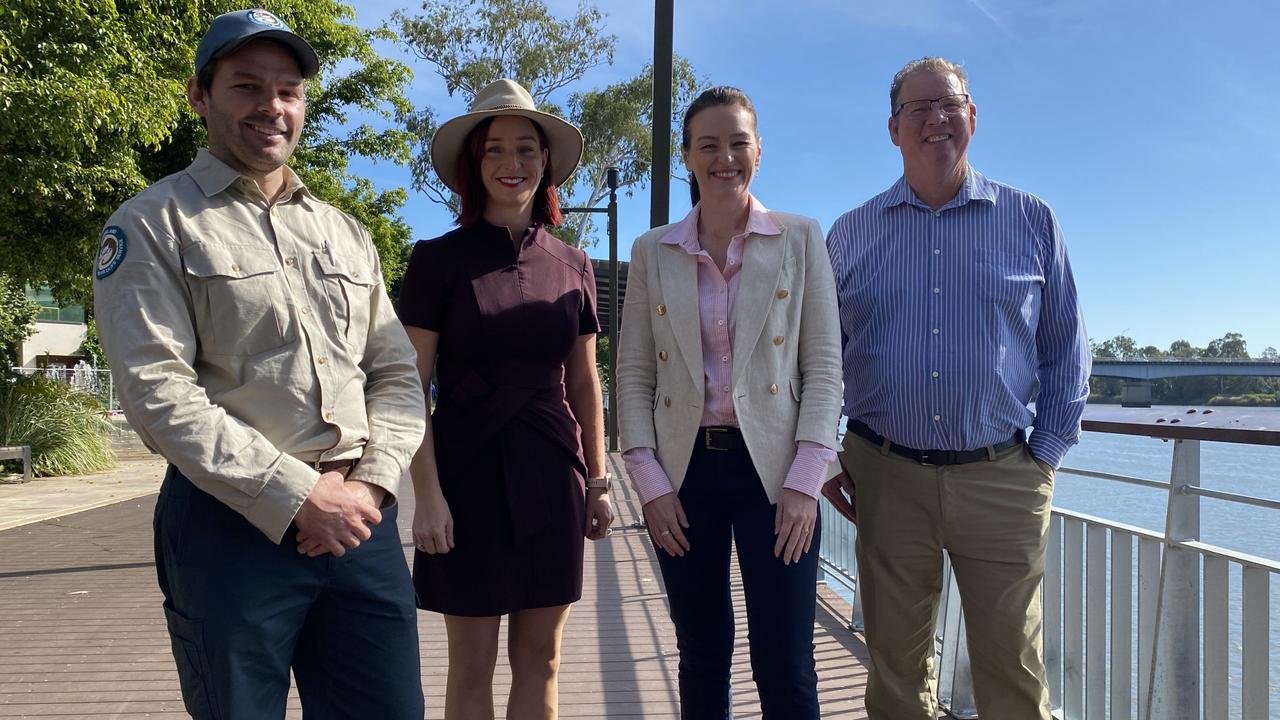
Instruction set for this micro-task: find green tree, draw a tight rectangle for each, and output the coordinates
[394,0,703,247]
[0,275,39,371]
[0,1,417,302]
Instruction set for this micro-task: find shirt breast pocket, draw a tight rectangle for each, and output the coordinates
[977,246,1043,314]
[315,250,376,349]
[184,243,294,356]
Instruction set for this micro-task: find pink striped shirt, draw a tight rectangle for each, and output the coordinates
[623,197,836,504]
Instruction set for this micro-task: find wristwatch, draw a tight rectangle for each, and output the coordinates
[585,472,612,491]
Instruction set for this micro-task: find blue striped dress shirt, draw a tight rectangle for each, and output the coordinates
[826,169,1091,468]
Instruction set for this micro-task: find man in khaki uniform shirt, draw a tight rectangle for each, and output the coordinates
[92,10,426,719]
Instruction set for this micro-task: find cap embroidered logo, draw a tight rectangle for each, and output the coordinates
[246,9,284,28]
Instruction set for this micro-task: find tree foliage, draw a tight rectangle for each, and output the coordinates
[0,275,39,370]
[395,0,703,247]
[0,0,417,302]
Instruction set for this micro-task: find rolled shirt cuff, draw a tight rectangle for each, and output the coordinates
[621,447,675,505]
[782,441,839,499]
[1027,429,1073,469]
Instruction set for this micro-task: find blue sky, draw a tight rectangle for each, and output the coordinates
[345,0,1280,353]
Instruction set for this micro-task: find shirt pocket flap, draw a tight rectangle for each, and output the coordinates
[789,376,803,402]
[314,251,376,286]
[184,244,278,279]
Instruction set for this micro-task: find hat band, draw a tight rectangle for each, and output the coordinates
[475,103,539,112]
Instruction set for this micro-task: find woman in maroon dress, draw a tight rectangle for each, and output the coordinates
[397,78,614,719]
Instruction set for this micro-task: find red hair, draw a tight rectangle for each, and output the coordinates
[455,116,564,227]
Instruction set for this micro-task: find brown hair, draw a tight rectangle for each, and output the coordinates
[455,116,564,227]
[889,57,969,114]
[680,86,757,207]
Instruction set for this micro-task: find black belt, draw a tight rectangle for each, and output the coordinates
[847,419,1023,466]
[699,426,748,452]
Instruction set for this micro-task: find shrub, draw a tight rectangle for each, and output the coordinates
[0,374,115,477]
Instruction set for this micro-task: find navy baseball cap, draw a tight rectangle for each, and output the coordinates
[195,9,320,78]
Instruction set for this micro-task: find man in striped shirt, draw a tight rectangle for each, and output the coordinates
[824,57,1090,719]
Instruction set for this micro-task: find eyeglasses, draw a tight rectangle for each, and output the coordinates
[894,93,971,120]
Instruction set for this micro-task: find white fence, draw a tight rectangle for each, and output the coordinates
[818,433,1279,719]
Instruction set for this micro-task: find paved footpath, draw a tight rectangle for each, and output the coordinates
[0,439,875,718]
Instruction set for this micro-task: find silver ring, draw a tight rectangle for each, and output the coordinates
[800,528,809,535]
[660,530,672,537]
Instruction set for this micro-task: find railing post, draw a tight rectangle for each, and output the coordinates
[1145,438,1202,720]
[606,166,620,452]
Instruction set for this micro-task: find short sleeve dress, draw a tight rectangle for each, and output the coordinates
[397,221,600,616]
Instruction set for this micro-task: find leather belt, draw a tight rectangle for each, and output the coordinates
[313,459,356,476]
[847,419,1023,466]
[700,426,748,452]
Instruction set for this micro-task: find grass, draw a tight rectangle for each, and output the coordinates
[0,373,115,477]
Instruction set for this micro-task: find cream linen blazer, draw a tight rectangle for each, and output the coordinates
[617,211,843,502]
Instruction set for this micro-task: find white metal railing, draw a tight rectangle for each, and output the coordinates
[8,364,119,412]
[817,434,1279,720]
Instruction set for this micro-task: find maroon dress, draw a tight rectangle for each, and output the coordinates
[397,221,599,616]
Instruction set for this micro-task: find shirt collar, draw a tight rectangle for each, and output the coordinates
[660,194,782,253]
[880,166,998,212]
[187,149,310,203]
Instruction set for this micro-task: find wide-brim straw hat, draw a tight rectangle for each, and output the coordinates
[430,78,584,194]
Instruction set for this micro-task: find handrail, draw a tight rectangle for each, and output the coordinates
[817,413,1280,719]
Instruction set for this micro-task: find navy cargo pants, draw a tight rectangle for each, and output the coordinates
[153,466,424,719]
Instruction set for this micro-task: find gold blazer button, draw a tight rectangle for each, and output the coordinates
[664,397,672,407]
[776,289,790,299]
[656,304,667,316]
[769,383,779,395]
[658,351,668,361]
[773,335,784,346]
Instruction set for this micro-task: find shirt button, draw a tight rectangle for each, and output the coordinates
[773,336,784,346]
[728,259,736,265]
[717,319,725,326]
[317,357,327,365]
[933,287,941,294]
[721,355,729,363]
[324,411,334,421]
[302,307,311,315]
[777,289,790,299]
[285,257,296,267]
[658,351,668,361]
[934,249,941,255]
[352,271,360,278]
[656,304,667,316]
[933,414,941,422]
[932,328,940,335]
[769,383,779,395]
[932,371,940,378]
[230,263,240,273]
[722,385,730,393]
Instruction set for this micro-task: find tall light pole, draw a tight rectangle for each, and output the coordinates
[650,0,673,229]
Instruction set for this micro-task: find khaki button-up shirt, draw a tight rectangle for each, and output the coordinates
[93,150,425,542]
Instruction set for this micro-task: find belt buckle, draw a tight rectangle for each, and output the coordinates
[918,451,935,467]
[704,427,728,451]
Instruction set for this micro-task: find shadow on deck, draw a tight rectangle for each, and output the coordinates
[0,453,872,718]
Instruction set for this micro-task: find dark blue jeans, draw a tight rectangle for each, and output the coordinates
[153,466,424,719]
[654,439,821,719]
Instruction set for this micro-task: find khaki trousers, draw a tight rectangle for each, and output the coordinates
[847,433,1054,720]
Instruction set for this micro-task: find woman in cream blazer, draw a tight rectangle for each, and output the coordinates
[616,86,842,719]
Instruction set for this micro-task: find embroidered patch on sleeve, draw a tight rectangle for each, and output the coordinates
[95,226,127,280]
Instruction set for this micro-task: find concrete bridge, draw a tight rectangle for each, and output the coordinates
[1090,358,1280,406]
[1091,358,1280,380]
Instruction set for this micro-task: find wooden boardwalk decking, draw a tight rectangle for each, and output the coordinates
[0,454,873,718]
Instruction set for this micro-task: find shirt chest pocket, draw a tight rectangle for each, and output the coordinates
[314,250,376,349]
[184,244,295,357]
